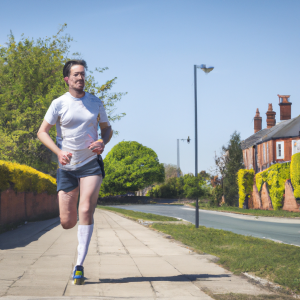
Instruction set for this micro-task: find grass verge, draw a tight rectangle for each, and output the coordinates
[151,223,300,293]
[207,293,295,300]
[97,205,179,221]
[191,202,300,218]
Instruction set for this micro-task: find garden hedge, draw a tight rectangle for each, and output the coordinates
[0,160,56,194]
[291,152,300,198]
[237,169,254,208]
[255,162,290,210]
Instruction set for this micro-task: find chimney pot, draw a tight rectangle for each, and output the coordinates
[268,103,273,111]
[266,103,276,128]
[254,108,262,133]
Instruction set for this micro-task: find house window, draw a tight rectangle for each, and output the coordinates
[267,143,269,163]
[276,141,284,159]
[263,144,266,163]
[292,140,300,155]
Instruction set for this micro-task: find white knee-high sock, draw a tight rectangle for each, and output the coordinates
[76,224,94,266]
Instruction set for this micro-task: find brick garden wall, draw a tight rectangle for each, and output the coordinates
[0,188,59,227]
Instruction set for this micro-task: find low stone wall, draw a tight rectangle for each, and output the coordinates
[0,188,59,227]
[249,180,300,212]
[282,180,300,212]
[260,183,273,210]
[252,184,262,209]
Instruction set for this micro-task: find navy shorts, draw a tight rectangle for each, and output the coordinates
[56,158,102,193]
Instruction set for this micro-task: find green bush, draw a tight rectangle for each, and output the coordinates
[291,152,300,198]
[0,160,56,194]
[255,163,290,210]
[100,141,164,196]
[210,184,223,206]
[148,173,208,199]
[237,169,254,208]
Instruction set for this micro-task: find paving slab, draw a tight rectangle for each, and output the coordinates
[0,208,275,299]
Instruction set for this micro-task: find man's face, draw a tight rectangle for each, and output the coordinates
[67,65,85,90]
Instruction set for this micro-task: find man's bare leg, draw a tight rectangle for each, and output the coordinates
[75,175,102,270]
[58,187,79,229]
[78,175,102,225]
[58,176,101,284]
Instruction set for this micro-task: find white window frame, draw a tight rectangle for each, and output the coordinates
[267,143,269,163]
[292,140,298,155]
[276,141,284,159]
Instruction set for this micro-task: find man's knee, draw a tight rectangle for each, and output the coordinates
[80,203,94,216]
[60,217,77,229]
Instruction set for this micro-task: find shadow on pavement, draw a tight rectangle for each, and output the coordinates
[86,274,231,284]
[0,217,60,250]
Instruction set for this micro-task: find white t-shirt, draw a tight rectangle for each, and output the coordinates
[44,92,110,170]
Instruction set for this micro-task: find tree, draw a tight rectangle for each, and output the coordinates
[164,163,182,180]
[213,131,244,206]
[0,24,126,175]
[100,141,165,196]
[148,173,209,199]
[183,174,206,199]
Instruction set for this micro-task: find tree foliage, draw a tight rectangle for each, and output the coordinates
[148,173,211,199]
[0,24,126,175]
[213,131,244,206]
[164,163,182,180]
[100,141,165,196]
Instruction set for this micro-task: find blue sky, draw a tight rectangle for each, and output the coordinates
[1,0,300,174]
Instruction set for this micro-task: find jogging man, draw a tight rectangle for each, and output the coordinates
[37,60,112,285]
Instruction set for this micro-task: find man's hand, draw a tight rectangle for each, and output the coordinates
[88,140,105,155]
[58,150,72,165]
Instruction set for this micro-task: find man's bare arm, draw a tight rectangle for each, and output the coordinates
[88,122,112,155]
[37,120,72,165]
[100,122,113,145]
[37,120,60,154]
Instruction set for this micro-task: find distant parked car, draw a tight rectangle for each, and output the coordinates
[126,192,135,196]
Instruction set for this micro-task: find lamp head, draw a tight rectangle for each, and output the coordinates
[187,136,191,144]
[197,64,214,74]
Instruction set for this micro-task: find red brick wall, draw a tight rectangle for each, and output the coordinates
[254,138,300,172]
[260,182,273,210]
[243,148,255,170]
[269,140,274,163]
[0,188,59,226]
[257,144,262,171]
[273,137,299,163]
[250,180,300,212]
[252,184,262,209]
[282,180,300,212]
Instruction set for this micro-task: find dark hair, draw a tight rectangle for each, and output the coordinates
[63,60,88,77]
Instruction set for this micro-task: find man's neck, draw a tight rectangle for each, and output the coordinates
[69,88,85,99]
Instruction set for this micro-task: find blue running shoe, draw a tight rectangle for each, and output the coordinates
[73,265,85,285]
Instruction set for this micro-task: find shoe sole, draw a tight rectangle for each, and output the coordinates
[73,278,85,285]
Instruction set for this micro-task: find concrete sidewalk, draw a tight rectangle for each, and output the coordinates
[0,209,273,299]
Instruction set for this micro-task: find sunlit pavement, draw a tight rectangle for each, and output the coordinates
[0,209,273,299]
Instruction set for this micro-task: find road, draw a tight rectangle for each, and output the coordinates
[113,204,300,246]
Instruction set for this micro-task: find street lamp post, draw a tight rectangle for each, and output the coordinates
[177,137,191,177]
[194,64,214,228]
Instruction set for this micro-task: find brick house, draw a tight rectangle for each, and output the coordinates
[241,95,300,173]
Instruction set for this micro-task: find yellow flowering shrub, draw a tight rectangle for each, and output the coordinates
[237,169,254,208]
[256,170,268,193]
[0,160,56,194]
[255,163,290,210]
[291,153,300,198]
